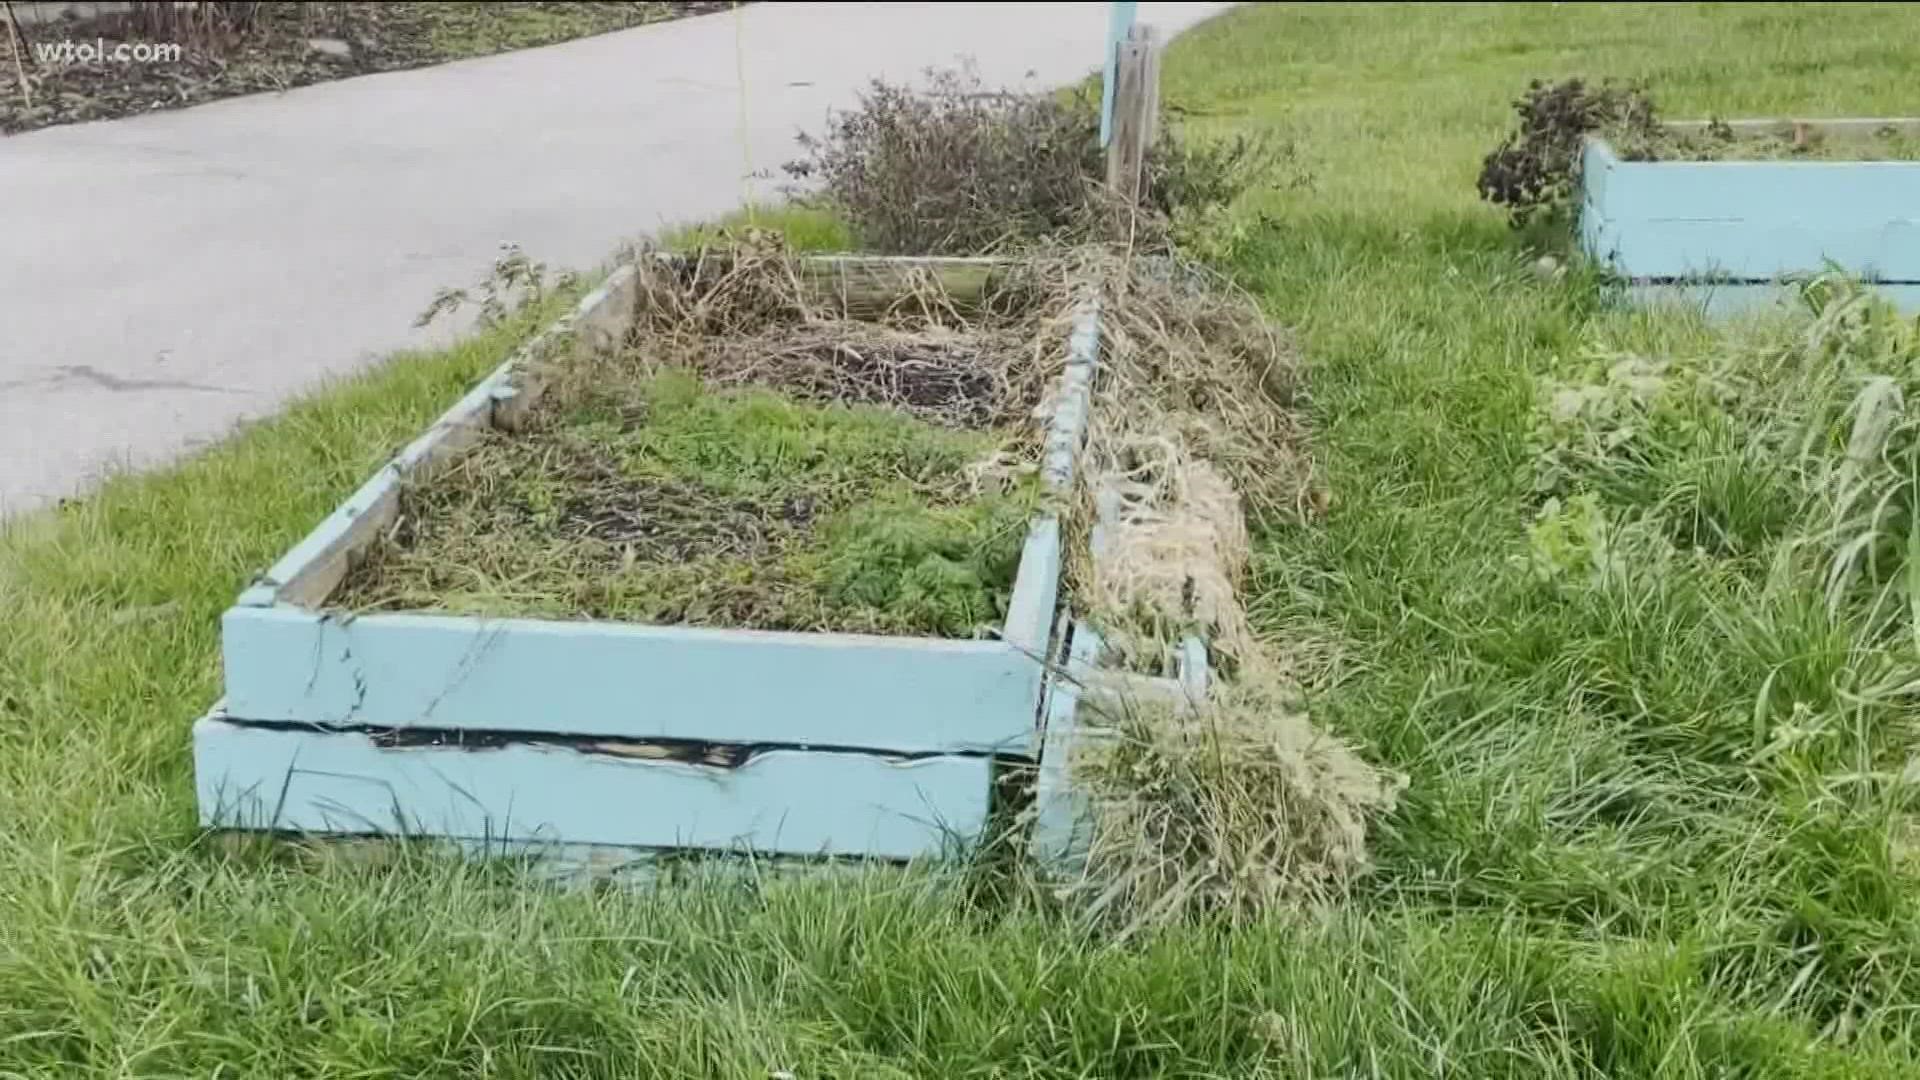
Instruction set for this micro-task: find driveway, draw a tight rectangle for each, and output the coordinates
[0,2,1230,513]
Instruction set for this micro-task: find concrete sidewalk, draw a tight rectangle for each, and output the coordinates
[0,1,1229,514]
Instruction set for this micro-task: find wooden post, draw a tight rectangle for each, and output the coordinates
[1098,0,1138,147]
[1105,23,1160,205]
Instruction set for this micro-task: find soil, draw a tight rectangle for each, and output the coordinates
[1612,120,1920,162]
[1,2,729,135]
[695,324,1030,430]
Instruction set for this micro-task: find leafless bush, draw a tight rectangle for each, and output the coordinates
[786,66,1297,255]
[115,1,266,43]
[785,68,1103,254]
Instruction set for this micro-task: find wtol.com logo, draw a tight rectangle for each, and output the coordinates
[32,37,184,64]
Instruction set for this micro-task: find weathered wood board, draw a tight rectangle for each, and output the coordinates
[223,606,1044,754]
[194,714,992,859]
[1579,122,1920,311]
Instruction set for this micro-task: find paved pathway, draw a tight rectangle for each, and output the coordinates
[0,1,1229,513]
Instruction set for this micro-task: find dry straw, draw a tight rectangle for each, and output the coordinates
[1048,246,1401,931]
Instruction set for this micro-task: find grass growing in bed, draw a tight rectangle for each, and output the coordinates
[336,368,1037,638]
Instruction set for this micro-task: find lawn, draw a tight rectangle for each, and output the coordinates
[6,3,1920,1075]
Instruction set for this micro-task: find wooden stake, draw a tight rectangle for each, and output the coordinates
[3,1,33,111]
[1104,23,1161,205]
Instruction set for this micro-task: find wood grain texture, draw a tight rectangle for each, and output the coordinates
[1104,24,1161,203]
[792,255,1008,316]
[194,715,992,859]
[1581,135,1920,281]
[222,606,1042,752]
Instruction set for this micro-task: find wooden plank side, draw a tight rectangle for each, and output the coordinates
[1580,137,1618,211]
[1176,636,1210,703]
[245,265,641,609]
[1002,517,1063,661]
[222,606,1041,752]
[791,256,1007,315]
[1002,298,1101,657]
[1626,281,1920,317]
[1595,155,1920,228]
[1031,621,1105,869]
[260,369,505,610]
[1603,218,1920,282]
[194,716,992,860]
[1578,197,1618,271]
[492,264,640,433]
[1104,24,1161,202]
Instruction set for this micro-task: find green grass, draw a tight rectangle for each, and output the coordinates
[337,369,1034,637]
[7,4,1920,1075]
[660,204,856,253]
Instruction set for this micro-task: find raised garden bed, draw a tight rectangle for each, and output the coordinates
[1580,118,1920,313]
[193,253,1100,861]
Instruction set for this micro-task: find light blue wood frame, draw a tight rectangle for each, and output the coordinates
[222,605,1045,753]
[220,268,1098,754]
[1031,620,1104,868]
[1028,620,1213,872]
[194,710,990,859]
[198,254,1105,859]
[1099,1,1138,148]
[1579,118,1920,303]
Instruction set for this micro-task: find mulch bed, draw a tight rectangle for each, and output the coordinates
[1,1,729,134]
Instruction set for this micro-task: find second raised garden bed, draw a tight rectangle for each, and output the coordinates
[1580,117,1920,312]
[194,252,1099,861]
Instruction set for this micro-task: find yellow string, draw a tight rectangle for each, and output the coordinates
[733,1,755,227]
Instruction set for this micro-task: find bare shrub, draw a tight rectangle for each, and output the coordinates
[785,68,1104,254]
[786,66,1298,255]
[116,1,266,44]
[1477,77,1659,228]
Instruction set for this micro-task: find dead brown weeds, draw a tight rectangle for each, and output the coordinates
[1068,677,1404,934]
[1040,248,1400,931]
[595,242,1064,432]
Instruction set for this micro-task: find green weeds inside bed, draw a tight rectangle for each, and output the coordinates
[335,368,1040,638]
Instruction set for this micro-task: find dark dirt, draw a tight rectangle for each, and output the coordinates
[561,472,796,562]
[692,327,1031,431]
[1,2,728,135]
[1614,119,1920,162]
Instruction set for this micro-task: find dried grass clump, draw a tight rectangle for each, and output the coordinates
[1068,677,1404,932]
[1065,250,1318,671]
[1040,249,1401,929]
[1087,438,1257,670]
[1095,255,1316,520]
